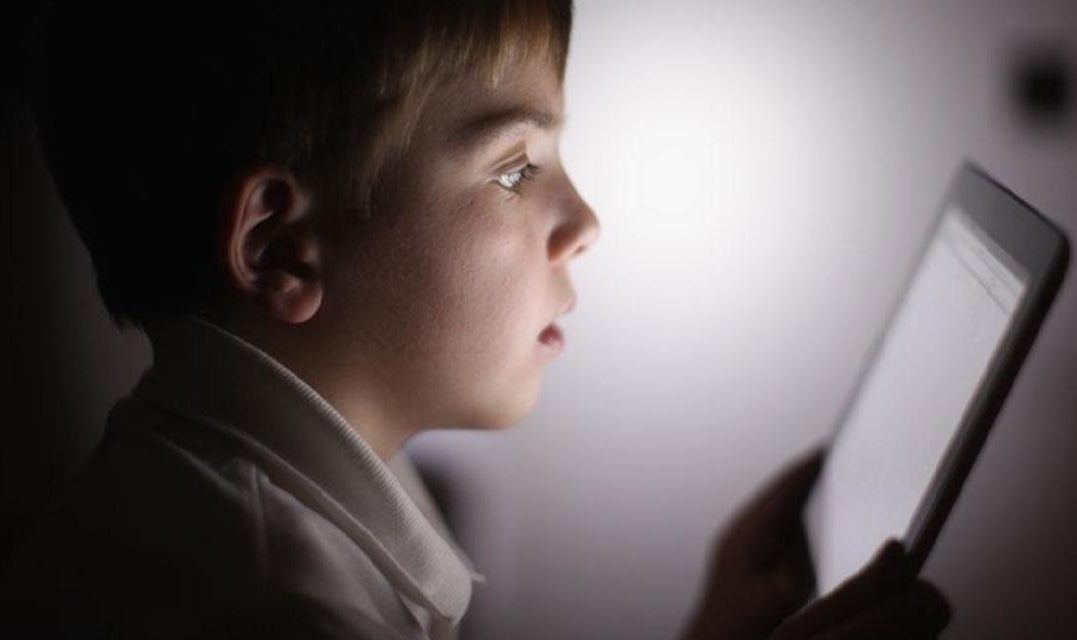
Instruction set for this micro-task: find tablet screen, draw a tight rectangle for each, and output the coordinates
[805,206,1029,596]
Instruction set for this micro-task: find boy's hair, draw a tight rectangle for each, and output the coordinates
[30,1,573,328]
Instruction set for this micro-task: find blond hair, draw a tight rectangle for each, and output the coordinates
[32,1,574,327]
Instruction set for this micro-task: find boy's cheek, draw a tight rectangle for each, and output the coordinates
[322,175,552,406]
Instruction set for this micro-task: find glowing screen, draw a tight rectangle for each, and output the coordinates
[806,208,1028,596]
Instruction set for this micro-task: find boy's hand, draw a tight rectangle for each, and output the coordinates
[769,541,951,640]
[682,450,951,640]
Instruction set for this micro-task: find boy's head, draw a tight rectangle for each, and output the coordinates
[33,1,598,452]
[32,1,576,326]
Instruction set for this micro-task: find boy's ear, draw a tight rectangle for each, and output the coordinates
[219,167,324,324]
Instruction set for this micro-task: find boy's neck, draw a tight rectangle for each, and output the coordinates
[193,310,418,461]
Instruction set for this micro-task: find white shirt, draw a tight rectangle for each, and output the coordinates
[1,316,479,639]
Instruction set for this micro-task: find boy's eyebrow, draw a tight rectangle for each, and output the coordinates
[450,106,563,148]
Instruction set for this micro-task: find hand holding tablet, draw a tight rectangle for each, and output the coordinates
[683,452,951,640]
[685,163,1066,640]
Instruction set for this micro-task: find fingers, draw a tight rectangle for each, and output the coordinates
[756,448,826,519]
[770,540,951,640]
[773,540,908,638]
[812,580,952,640]
[731,448,825,541]
[719,448,827,570]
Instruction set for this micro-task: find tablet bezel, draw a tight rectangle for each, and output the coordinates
[805,162,1070,597]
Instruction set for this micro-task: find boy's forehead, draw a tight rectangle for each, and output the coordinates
[449,105,563,149]
[421,58,565,148]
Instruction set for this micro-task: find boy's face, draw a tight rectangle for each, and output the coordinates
[316,54,598,435]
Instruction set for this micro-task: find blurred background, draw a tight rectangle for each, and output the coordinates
[3,0,1075,638]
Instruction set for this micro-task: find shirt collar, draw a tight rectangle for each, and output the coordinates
[134,315,474,623]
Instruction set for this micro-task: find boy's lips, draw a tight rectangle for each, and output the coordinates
[538,323,565,352]
[538,296,575,353]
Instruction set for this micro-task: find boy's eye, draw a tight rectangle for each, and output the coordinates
[495,164,540,193]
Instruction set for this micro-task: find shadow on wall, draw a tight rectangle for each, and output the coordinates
[1,6,152,570]
[1009,41,1073,135]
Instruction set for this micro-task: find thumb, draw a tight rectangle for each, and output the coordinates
[773,540,907,639]
[747,448,826,528]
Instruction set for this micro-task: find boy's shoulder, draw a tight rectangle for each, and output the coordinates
[2,317,474,638]
[3,396,422,638]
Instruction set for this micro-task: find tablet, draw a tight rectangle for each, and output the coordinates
[803,163,1069,597]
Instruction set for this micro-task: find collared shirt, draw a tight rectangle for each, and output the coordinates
[1,316,478,639]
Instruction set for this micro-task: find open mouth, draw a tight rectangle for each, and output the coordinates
[538,295,575,353]
[537,323,565,352]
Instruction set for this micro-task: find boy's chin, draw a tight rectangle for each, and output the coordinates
[454,380,544,431]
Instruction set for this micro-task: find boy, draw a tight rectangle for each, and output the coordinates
[3,2,950,638]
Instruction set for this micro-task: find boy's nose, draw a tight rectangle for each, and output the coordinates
[548,180,600,265]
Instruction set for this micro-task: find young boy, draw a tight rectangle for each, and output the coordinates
[4,2,950,638]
